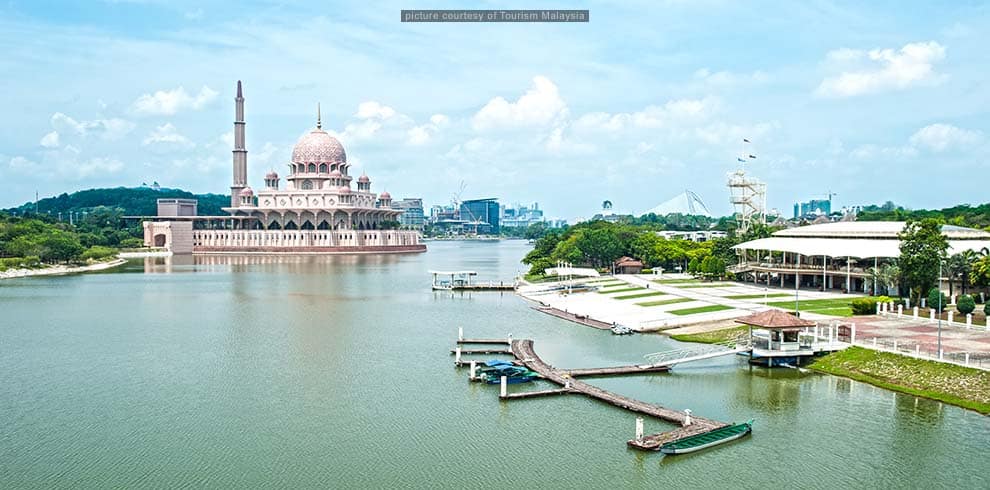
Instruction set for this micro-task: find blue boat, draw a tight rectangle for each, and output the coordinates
[483,374,538,384]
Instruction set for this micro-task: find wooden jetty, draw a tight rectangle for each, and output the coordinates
[450,348,513,355]
[563,364,671,377]
[500,388,571,399]
[456,338,511,345]
[507,339,729,451]
[531,306,612,330]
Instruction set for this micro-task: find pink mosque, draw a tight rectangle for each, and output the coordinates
[143,81,426,254]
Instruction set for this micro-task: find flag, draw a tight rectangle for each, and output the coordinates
[743,138,750,143]
[736,158,746,163]
[748,154,757,159]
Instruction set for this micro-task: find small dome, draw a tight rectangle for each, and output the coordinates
[265,171,278,179]
[338,186,352,194]
[240,187,254,196]
[358,174,370,183]
[291,128,347,165]
[379,191,391,200]
[329,169,343,178]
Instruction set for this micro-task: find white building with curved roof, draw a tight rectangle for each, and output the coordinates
[732,221,990,293]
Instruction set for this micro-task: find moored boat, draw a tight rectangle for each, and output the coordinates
[659,421,753,454]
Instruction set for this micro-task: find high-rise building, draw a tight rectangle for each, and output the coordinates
[793,199,832,219]
[459,198,500,234]
[392,198,425,230]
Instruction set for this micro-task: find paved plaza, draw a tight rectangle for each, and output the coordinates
[850,315,990,367]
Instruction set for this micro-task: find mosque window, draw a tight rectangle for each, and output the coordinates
[308,163,317,173]
[319,163,328,173]
[302,180,314,190]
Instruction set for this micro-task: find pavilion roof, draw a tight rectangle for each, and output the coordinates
[735,309,815,329]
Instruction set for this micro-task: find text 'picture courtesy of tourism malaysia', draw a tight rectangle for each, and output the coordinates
[1,2,988,489]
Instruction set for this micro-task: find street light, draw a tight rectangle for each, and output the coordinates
[937,259,943,358]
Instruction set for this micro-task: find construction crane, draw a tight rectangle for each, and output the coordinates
[450,181,487,236]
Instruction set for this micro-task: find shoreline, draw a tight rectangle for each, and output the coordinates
[0,258,128,280]
[669,324,990,415]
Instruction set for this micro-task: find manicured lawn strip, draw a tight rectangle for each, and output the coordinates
[765,298,858,317]
[808,346,990,414]
[597,287,644,294]
[806,307,854,317]
[674,283,736,288]
[636,298,694,307]
[613,291,667,300]
[597,282,629,288]
[667,304,734,316]
[652,278,701,284]
[587,278,620,284]
[724,293,792,300]
[670,325,750,344]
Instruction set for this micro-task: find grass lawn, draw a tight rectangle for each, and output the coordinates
[652,278,700,284]
[597,287,644,294]
[613,291,667,300]
[523,274,562,283]
[667,304,734,316]
[809,346,990,414]
[586,277,618,283]
[670,325,749,344]
[674,283,736,288]
[636,297,693,307]
[766,298,857,317]
[724,293,792,300]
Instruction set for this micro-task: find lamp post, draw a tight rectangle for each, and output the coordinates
[794,254,800,316]
[937,259,943,357]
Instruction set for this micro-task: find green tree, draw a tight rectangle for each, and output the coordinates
[956,294,975,315]
[928,287,947,313]
[866,264,900,296]
[945,253,972,298]
[575,228,623,268]
[37,231,84,262]
[687,257,700,274]
[898,219,949,305]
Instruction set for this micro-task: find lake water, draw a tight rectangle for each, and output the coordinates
[1,240,987,488]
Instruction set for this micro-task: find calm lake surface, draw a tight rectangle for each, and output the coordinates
[2,240,987,488]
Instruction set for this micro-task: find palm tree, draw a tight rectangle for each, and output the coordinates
[946,253,971,298]
[867,263,900,296]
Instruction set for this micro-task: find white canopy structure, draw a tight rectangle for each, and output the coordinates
[734,221,990,258]
[732,221,990,294]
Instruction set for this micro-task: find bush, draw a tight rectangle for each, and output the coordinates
[850,297,879,315]
[119,237,145,248]
[81,245,117,261]
[641,268,653,274]
[957,295,976,315]
[985,303,990,316]
[928,288,947,312]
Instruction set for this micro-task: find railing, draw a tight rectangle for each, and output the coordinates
[854,336,989,371]
[643,336,751,366]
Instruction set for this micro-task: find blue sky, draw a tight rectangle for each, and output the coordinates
[1,0,988,220]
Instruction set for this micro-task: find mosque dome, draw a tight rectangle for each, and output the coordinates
[240,187,254,196]
[379,191,391,200]
[265,170,278,179]
[357,174,370,183]
[338,186,352,194]
[329,169,343,178]
[291,128,346,165]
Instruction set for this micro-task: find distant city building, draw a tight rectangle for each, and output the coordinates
[460,198,500,234]
[392,198,425,230]
[655,230,727,242]
[793,199,831,219]
[501,202,545,228]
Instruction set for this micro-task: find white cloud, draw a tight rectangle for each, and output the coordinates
[8,155,39,172]
[472,76,568,131]
[131,85,219,115]
[40,131,60,148]
[909,123,982,152]
[816,41,947,97]
[573,97,719,132]
[693,68,769,86]
[75,157,124,178]
[253,142,279,166]
[355,101,397,120]
[406,113,450,145]
[50,112,134,140]
[142,123,194,150]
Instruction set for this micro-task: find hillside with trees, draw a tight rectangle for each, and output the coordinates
[6,187,230,218]
[857,202,990,230]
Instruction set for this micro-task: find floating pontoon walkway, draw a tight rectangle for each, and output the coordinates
[508,339,729,451]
